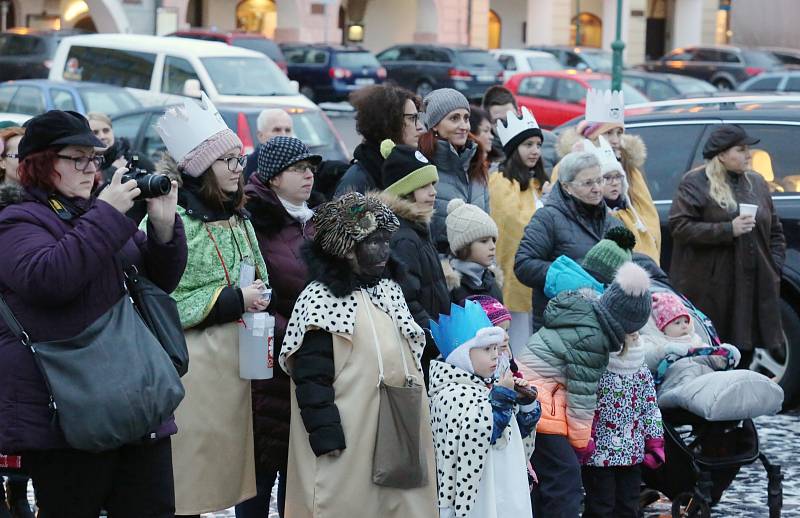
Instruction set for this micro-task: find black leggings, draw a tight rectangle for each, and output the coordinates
[24,438,174,518]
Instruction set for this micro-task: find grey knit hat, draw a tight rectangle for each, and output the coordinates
[598,262,652,334]
[446,198,498,254]
[422,88,470,130]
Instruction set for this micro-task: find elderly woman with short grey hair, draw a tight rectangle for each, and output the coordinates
[514,151,623,330]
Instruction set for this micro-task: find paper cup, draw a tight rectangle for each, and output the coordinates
[739,203,758,218]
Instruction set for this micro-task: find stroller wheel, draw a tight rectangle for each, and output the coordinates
[671,492,711,518]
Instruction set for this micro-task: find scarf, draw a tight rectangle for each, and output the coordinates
[278,195,314,224]
[607,338,646,375]
[450,258,487,287]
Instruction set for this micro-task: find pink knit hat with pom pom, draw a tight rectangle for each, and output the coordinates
[651,292,691,332]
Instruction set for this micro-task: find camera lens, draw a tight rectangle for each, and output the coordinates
[145,174,172,197]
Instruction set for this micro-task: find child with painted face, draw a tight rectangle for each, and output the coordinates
[429,300,541,518]
[441,198,504,305]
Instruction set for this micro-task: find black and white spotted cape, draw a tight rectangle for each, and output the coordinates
[428,360,535,517]
[279,278,426,374]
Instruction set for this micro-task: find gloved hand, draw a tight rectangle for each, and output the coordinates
[643,437,665,469]
[574,438,596,464]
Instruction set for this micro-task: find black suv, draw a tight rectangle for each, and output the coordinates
[557,95,800,405]
[639,45,783,90]
[527,45,613,73]
[376,44,503,100]
[0,29,85,82]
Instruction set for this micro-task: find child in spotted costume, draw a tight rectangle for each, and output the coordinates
[581,331,664,518]
[428,300,541,518]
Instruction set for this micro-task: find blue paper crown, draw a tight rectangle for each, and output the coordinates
[430,300,493,359]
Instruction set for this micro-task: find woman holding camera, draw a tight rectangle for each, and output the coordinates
[150,97,270,517]
[0,110,187,516]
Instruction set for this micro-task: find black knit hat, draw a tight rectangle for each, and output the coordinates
[256,135,322,182]
[380,139,439,197]
[19,110,104,160]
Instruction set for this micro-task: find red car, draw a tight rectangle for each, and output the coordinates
[168,30,288,74]
[504,71,649,129]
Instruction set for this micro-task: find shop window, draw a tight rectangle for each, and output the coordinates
[570,13,601,48]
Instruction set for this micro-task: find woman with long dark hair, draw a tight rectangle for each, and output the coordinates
[490,107,550,353]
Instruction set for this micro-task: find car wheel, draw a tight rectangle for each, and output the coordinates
[300,85,315,101]
[713,78,734,91]
[749,298,800,408]
[416,81,433,98]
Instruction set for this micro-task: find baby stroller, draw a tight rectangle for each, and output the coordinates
[635,258,784,518]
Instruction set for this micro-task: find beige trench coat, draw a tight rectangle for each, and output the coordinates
[171,322,257,515]
[284,293,437,518]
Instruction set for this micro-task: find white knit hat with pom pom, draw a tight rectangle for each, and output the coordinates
[445,198,498,254]
[598,261,652,334]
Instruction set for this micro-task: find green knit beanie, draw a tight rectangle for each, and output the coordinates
[581,227,636,284]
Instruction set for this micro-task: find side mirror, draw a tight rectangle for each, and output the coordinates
[576,62,589,71]
[182,79,202,98]
[289,80,300,94]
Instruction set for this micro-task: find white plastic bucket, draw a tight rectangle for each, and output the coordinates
[239,312,275,380]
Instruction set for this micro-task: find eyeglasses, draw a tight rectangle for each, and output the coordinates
[403,113,421,125]
[571,177,605,189]
[216,155,246,171]
[1,152,19,159]
[285,162,317,174]
[602,173,624,183]
[56,154,104,172]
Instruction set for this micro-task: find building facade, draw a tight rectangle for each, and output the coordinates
[1,0,782,65]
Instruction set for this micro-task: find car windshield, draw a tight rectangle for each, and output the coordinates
[580,51,613,71]
[527,56,563,71]
[671,76,717,94]
[587,79,649,103]
[201,57,295,96]
[741,50,782,68]
[232,39,283,61]
[0,35,45,55]
[333,51,380,68]
[291,110,337,148]
[79,88,141,116]
[456,50,501,69]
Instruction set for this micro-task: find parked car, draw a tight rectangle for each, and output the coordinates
[376,44,503,100]
[554,94,800,406]
[0,29,85,82]
[490,49,564,82]
[279,44,385,102]
[638,45,784,90]
[111,102,349,166]
[168,29,287,74]
[622,70,717,101]
[0,112,31,125]
[738,71,800,93]
[526,45,613,73]
[0,79,140,117]
[504,71,648,129]
[760,47,800,69]
[49,34,312,109]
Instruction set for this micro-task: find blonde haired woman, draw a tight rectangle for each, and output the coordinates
[669,124,785,364]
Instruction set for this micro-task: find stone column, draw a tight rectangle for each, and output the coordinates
[672,0,703,49]
[526,0,554,45]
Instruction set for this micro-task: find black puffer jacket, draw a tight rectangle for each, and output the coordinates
[334,141,384,196]
[514,181,622,330]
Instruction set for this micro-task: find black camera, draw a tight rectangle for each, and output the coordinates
[122,155,172,200]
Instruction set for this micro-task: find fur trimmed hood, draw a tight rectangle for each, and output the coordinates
[0,183,25,211]
[378,191,433,225]
[556,127,647,170]
[441,257,504,291]
[156,153,183,183]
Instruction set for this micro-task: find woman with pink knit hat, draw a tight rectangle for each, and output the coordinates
[552,89,662,264]
[151,94,271,516]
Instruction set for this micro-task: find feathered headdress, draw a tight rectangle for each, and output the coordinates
[312,192,400,258]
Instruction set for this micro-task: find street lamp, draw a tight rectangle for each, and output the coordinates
[611,0,625,91]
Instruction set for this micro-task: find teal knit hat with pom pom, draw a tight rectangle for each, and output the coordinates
[582,226,636,285]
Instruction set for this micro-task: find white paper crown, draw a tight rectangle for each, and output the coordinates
[156,92,230,163]
[496,107,540,148]
[582,135,624,175]
[584,88,624,125]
